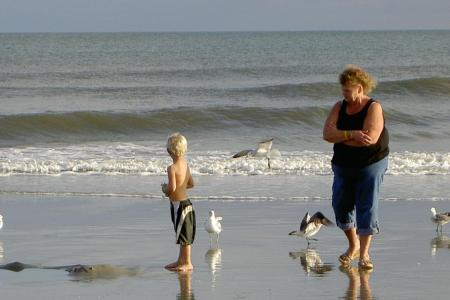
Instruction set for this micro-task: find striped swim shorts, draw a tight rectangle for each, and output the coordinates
[170,199,196,245]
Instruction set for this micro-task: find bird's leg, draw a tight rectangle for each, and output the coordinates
[216,233,220,246]
[267,157,271,169]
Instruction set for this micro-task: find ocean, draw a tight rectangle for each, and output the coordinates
[1,31,450,181]
[1,31,450,299]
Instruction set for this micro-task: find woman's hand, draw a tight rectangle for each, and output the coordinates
[351,130,373,146]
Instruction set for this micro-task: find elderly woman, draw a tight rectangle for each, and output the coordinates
[323,65,389,270]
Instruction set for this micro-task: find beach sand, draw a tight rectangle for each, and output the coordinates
[0,175,449,299]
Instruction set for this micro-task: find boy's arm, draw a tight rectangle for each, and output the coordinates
[187,166,194,189]
[164,166,177,197]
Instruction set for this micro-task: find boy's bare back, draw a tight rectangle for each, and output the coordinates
[164,157,194,201]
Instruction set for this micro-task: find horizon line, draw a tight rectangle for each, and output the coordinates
[1,28,449,34]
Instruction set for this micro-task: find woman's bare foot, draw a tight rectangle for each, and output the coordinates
[348,247,360,258]
[339,247,360,265]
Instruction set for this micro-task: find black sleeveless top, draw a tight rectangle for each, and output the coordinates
[332,99,389,168]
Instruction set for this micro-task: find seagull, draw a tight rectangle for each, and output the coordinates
[205,210,222,246]
[232,138,281,169]
[289,212,333,246]
[430,207,450,233]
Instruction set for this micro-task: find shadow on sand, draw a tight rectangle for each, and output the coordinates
[0,261,140,281]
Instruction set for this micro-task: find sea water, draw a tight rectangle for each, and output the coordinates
[1,31,450,299]
[1,31,450,181]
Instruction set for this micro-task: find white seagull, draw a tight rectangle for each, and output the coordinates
[430,207,450,233]
[289,212,333,246]
[232,138,281,169]
[205,210,223,246]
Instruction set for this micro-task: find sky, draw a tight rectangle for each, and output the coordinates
[1,0,449,33]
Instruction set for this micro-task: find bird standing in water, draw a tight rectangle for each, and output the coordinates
[205,210,223,247]
[289,212,333,246]
[430,207,450,233]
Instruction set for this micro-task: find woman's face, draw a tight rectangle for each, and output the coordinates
[341,84,362,102]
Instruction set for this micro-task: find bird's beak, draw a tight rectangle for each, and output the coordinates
[288,231,296,235]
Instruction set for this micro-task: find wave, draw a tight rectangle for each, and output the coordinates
[236,77,450,99]
[376,77,450,97]
[0,107,329,145]
[1,100,449,146]
[1,149,449,176]
[3,76,450,100]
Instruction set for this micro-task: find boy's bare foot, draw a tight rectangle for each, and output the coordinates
[165,261,179,270]
[173,264,193,272]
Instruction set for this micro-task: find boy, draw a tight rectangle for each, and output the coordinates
[161,133,196,271]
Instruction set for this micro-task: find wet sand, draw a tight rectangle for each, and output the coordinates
[0,175,449,299]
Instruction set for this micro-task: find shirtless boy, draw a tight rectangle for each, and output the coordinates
[161,133,196,272]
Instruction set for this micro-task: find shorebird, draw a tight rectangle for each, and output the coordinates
[232,138,281,169]
[430,207,450,233]
[289,212,333,246]
[0,214,3,230]
[205,210,222,246]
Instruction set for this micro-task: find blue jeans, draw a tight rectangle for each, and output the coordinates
[332,157,388,236]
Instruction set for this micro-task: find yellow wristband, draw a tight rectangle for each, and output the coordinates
[344,130,348,140]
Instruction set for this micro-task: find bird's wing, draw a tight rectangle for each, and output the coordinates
[216,222,222,231]
[204,220,214,233]
[216,216,223,221]
[436,213,450,221]
[255,138,273,154]
[232,149,253,158]
[311,212,334,226]
[300,212,310,231]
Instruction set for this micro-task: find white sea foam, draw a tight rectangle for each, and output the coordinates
[1,146,449,176]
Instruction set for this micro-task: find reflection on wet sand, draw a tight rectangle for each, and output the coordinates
[205,248,222,286]
[430,234,450,256]
[340,266,373,300]
[177,270,195,300]
[289,248,333,276]
[0,241,4,261]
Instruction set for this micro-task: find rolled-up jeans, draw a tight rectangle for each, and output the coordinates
[332,156,388,236]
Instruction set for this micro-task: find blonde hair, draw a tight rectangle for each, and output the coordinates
[339,65,377,94]
[166,132,187,156]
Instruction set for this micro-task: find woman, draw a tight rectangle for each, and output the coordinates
[323,65,389,270]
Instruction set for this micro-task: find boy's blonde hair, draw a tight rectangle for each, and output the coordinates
[166,132,187,156]
[339,65,377,94]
